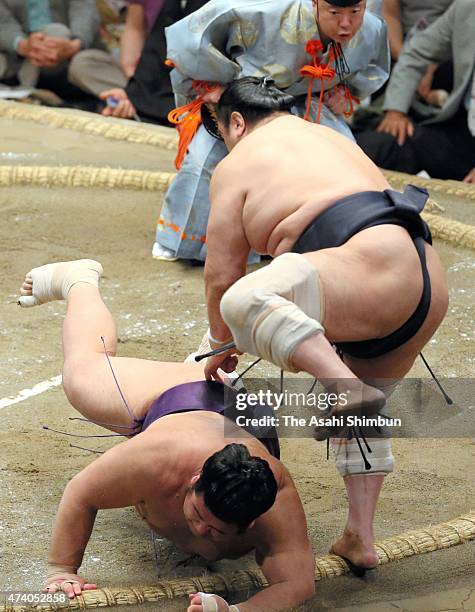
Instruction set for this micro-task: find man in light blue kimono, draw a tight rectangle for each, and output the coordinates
[153,0,389,262]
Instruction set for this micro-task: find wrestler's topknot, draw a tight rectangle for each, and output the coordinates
[216,76,295,129]
[194,443,278,531]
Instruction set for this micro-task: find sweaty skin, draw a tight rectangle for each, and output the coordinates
[52,412,307,560]
[49,403,314,610]
[204,110,448,574]
[21,276,315,611]
[204,114,448,381]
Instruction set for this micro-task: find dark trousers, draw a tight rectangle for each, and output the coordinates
[126,0,209,125]
[356,110,475,181]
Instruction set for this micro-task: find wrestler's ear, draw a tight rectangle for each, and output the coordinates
[230,111,246,136]
[190,474,200,487]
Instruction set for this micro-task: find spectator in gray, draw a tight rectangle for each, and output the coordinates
[383,0,453,60]
[70,0,165,105]
[382,0,454,108]
[0,0,101,90]
[357,0,475,181]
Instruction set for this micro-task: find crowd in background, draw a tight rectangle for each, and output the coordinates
[0,0,474,184]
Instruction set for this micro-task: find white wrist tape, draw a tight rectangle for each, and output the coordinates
[207,328,233,347]
[47,563,78,580]
[198,593,218,612]
[197,592,240,612]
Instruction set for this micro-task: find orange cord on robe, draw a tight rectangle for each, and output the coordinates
[167,78,220,170]
[341,85,360,117]
[300,40,360,123]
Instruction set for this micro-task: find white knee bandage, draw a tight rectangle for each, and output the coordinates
[331,379,400,476]
[220,253,324,372]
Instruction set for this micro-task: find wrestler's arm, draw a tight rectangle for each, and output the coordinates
[205,161,250,345]
[237,478,315,611]
[46,438,161,595]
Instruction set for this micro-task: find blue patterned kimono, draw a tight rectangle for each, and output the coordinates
[156,0,389,260]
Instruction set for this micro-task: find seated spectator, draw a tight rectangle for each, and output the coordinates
[384,0,453,61]
[383,0,454,108]
[68,0,163,108]
[100,0,208,123]
[0,0,101,92]
[356,0,475,182]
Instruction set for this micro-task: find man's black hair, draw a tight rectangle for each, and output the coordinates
[202,77,295,139]
[194,443,278,532]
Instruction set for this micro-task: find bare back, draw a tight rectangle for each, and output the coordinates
[76,410,306,562]
[221,115,389,256]
[209,114,448,380]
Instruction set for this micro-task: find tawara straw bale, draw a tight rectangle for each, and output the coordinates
[2,165,473,250]
[1,512,473,611]
[383,170,475,202]
[1,99,474,203]
[0,101,177,150]
[0,165,175,193]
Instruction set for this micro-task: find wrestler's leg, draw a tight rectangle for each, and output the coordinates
[220,253,386,416]
[331,474,384,568]
[329,375,398,569]
[290,335,386,415]
[19,261,205,432]
[329,244,449,569]
[62,285,205,431]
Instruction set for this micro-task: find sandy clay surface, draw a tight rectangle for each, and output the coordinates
[0,110,474,611]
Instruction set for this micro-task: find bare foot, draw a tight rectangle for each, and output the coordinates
[314,381,386,441]
[330,527,379,569]
[331,380,386,418]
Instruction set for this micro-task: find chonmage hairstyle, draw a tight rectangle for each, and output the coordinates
[194,443,278,531]
[202,76,295,140]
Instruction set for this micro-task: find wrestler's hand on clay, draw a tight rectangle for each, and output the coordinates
[44,573,97,599]
[204,350,240,382]
[377,110,414,146]
[188,592,238,612]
